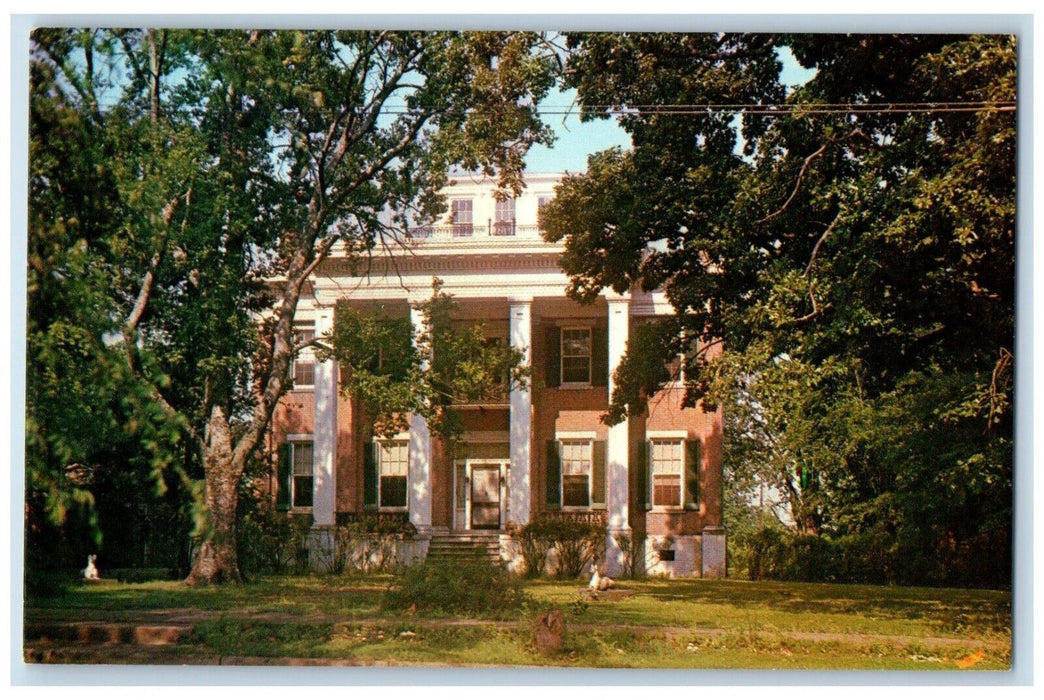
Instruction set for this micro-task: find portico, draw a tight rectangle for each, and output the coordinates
[273,173,725,577]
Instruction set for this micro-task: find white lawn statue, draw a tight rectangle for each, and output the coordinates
[588,564,615,592]
[83,554,100,581]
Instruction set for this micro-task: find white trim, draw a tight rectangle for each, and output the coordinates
[558,438,596,511]
[649,438,686,510]
[288,439,315,513]
[555,431,597,440]
[646,430,690,439]
[373,438,410,512]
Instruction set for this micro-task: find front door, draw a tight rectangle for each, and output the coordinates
[470,464,501,530]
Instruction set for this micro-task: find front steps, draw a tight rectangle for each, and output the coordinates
[426,532,502,563]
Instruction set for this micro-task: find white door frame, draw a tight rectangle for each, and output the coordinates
[453,459,509,531]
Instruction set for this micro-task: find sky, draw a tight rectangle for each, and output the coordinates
[524,46,817,174]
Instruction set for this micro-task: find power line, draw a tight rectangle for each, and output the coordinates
[75,97,1017,117]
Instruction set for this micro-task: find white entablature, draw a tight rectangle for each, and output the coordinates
[312,172,672,314]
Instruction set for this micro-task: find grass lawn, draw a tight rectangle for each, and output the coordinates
[25,574,1011,670]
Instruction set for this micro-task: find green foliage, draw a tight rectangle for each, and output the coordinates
[29,29,557,582]
[382,555,527,615]
[515,518,603,579]
[543,33,1014,588]
[320,520,418,575]
[329,278,530,439]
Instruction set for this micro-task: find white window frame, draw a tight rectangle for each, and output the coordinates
[451,198,473,236]
[560,326,593,386]
[558,438,594,511]
[376,439,409,512]
[288,439,314,511]
[292,322,316,389]
[493,197,516,235]
[649,437,686,510]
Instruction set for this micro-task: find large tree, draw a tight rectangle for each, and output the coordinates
[541,33,1014,585]
[28,29,557,584]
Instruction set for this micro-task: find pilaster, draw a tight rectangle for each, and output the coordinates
[312,306,337,527]
[508,297,533,527]
[408,303,433,536]
[605,294,631,575]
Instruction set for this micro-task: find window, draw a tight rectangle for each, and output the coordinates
[293,322,315,388]
[290,441,314,508]
[451,199,473,237]
[650,439,684,508]
[560,440,592,508]
[561,327,592,384]
[493,198,515,235]
[377,440,409,509]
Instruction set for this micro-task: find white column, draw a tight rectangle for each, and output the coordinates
[408,303,433,536]
[312,306,337,527]
[508,298,533,527]
[605,295,631,576]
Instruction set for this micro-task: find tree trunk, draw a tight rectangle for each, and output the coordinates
[185,407,244,585]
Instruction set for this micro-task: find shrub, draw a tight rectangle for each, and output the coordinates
[513,522,553,577]
[613,532,647,579]
[515,518,602,579]
[325,518,417,574]
[237,507,310,576]
[382,554,527,615]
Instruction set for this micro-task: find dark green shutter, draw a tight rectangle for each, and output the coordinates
[363,441,378,510]
[591,325,609,386]
[638,440,651,511]
[276,443,291,511]
[545,326,561,388]
[545,440,561,509]
[685,439,700,509]
[592,440,606,508]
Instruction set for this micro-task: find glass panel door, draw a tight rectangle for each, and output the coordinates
[470,464,501,530]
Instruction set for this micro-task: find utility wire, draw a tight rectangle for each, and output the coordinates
[78,96,1015,116]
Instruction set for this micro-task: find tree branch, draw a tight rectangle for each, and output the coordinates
[755,142,830,225]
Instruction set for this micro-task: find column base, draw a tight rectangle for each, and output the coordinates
[604,526,633,578]
[701,526,727,579]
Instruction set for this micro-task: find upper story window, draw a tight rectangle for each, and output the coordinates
[493,198,516,236]
[561,327,592,385]
[451,199,473,237]
[293,322,316,388]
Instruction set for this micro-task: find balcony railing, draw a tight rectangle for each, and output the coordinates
[410,221,543,241]
[536,510,608,527]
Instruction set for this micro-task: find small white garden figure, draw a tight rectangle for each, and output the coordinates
[588,564,614,591]
[83,554,100,581]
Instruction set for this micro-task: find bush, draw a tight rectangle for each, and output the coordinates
[237,507,310,576]
[382,554,527,615]
[515,518,602,579]
[322,518,417,574]
[613,532,646,579]
[513,522,552,578]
